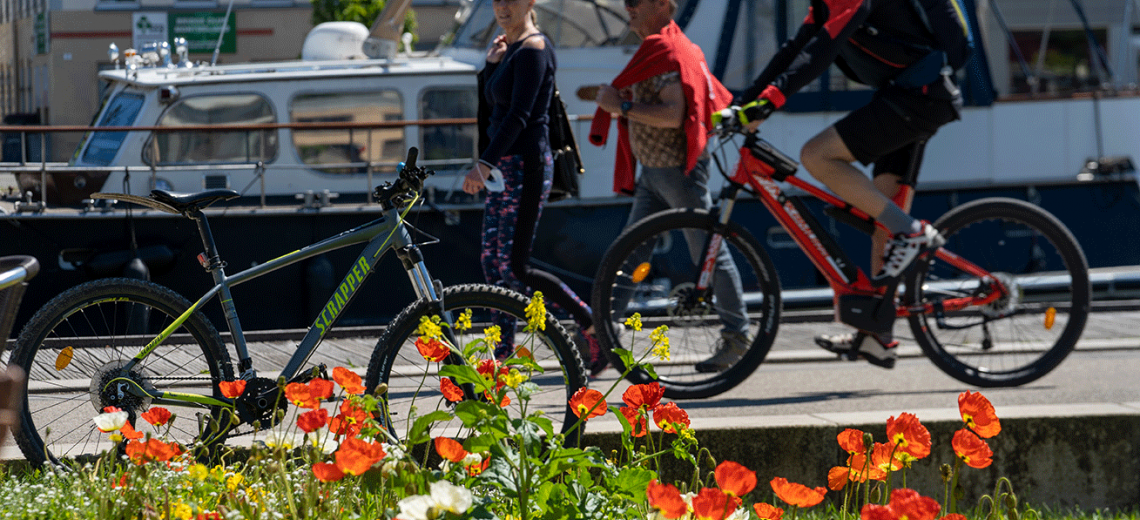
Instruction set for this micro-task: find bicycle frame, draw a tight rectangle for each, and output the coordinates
[706,135,1006,322]
[113,201,442,411]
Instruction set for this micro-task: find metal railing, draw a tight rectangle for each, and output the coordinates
[0,256,39,342]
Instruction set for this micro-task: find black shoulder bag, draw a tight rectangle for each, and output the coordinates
[546,87,584,202]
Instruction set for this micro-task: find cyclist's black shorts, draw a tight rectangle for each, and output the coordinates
[834,85,959,186]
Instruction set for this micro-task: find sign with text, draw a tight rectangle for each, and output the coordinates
[170,12,237,55]
[35,12,49,55]
[132,12,169,51]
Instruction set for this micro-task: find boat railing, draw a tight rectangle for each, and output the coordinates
[0,116,604,211]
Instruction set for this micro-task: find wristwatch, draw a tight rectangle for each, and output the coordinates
[620,100,633,117]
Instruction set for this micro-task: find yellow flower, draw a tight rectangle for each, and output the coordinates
[500,369,527,389]
[650,325,670,361]
[456,308,473,332]
[226,473,244,492]
[166,502,193,520]
[484,326,502,348]
[417,315,443,340]
[624,313,643,332]
[678,427,697,444]
[524,292,546,332]
[188,464,208,481]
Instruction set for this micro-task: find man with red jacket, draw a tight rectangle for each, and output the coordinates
[590,0,750,372]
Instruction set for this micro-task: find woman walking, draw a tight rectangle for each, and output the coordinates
[462,0,605,375]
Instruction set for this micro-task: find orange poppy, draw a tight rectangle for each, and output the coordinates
[886,413,931,463]
[467,458,490,476]
[958,391,1001,438]
[951,429,993,468]
[646,479,688,519]
[119,422,144,440]
[335,437,386,476]
[622,382,664,411]
[312,462,345,482]
[440,378,464,402]
[308,379,335,401]
[844,453,879,482]
[434,437,468,463]
[219,380,246,399]
[140,407,172,427]
[415,337,450,362]
[860,489,941,520]
[827,466,851,491]
[329,401,369,438]
[284,382,320,409]
[754,503,784,520]
[940,515,968,520]
[870,442,904,479]
[333,367,366,395]
[619,406,649,437]
[714,460,756,497]
[837,428,866,455]
[691,487,735,520]
[653,402,690,434]
[297,408,329,433]
[770,477,826,508]
[476,359,509,391]
[125,438,183,465]
[569,387,607,420]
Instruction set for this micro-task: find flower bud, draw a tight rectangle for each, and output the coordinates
[374,383,389,396]
[869,486,881,503]
[1005,494,1018,511]
[863,432,875,449]
[940,464,953,481]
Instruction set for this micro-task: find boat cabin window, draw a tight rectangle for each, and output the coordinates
[81,92,146,166]
[290,90,404,174]
[419,86,477,170]
[146,94,278,165]
[451,0,636,50]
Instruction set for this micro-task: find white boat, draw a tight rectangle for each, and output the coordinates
[3,0,1140,332]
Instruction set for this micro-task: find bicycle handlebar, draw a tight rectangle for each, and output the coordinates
[375,147,433,209]
[711,101,776,138]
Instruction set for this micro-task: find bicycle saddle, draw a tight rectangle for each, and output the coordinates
[150,189,240,212]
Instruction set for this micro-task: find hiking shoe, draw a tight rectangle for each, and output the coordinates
[872,222,945,286]
[815,331,898,369]
[694,330,751,373]
[581,332,609,377]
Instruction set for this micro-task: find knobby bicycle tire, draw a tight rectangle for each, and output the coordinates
[904,197,1090,387]
[591,208,782,399]
[10,278,232,466]
[366,284,587,443]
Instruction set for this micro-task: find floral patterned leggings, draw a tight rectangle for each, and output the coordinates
[481,152,592,357]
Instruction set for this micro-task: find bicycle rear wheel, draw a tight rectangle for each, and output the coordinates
[903,198,1090,387]
[366,284,586,444]
[592,208,781,399]
[9,278,232,466]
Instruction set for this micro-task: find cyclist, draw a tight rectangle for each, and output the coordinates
[739,0,972,367]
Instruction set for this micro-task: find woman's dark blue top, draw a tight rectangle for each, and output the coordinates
[478,35,556,165]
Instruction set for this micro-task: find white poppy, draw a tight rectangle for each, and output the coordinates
[93,410,128,432]
[396,494,438,520]
[429,480,473,514]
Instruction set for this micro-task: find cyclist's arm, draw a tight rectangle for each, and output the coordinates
[742,0,870,107]
[920,0,972,69]
[624,80,685,129]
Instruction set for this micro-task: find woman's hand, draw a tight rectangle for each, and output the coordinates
[463,162,490,194]
[486,35,508,64]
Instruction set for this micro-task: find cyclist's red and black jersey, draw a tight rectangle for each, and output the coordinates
[742,0,972,105]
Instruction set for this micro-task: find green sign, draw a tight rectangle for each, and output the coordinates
[35,12,48,55]
[169,12,236,54]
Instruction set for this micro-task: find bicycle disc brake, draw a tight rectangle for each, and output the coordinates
[667,282,712,325]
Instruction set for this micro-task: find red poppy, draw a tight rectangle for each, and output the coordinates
[476,359,509,391]
[770,477,826,508]
[886,413,931,463]
[335,437,386,476]
[125,438,183,465]
[297,408,330,433]
[333,367,366,395]
[837,428,866,455]
[219,380,246,399]
[714,460,756,497]
[112,474,129,489]
[940,515,968,520]
[691,487,735,520]
[951,429,993,468]
[119,422,145,440]
[870,442,904,479]
[619,406,648,437]
[622,382,664,411]
[653,402,690,434]
[859,489,941,520]
[415,337,450,362]
[466,458,490,476]
[754,503,784,520]
[284,383,320,409]
[569,387,607,420]
[329,401,369,438]
[844,453,879,482]
[958,391,1001,438]
[434,437,468,463]
[440,378,464,402]
[312,462,345,482]
[646,479,688,519]
[140,407,172,427]
[308,379,334,400]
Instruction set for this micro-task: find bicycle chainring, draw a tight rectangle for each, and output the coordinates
[234,377,288,429]
[666,282,712,324]
[981,272,1020,318]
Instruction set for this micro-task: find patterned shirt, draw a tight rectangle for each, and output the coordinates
[628,72,704,168]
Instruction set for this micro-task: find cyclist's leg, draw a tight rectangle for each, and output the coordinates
[869,142,924,273]
[608,166,673,320]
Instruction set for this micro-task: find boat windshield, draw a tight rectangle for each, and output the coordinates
[79,91,146,166]
[449,0,637,50]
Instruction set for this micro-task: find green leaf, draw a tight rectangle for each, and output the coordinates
[605,466,655,502]
[454,400,500,428]
[480,457,519,494]
[438,364,491,393]
[614,347,635,371]
[463,433,496,454]
[406,410,452,446]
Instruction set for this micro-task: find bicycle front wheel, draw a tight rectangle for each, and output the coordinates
[9,278,232,466]
[366,284,586,444]
[904,198,1090,387]
[592,208,781,399]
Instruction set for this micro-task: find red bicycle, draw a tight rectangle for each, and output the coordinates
[591,107,1090,399]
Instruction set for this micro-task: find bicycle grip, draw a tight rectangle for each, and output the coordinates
[404,147,419,171]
